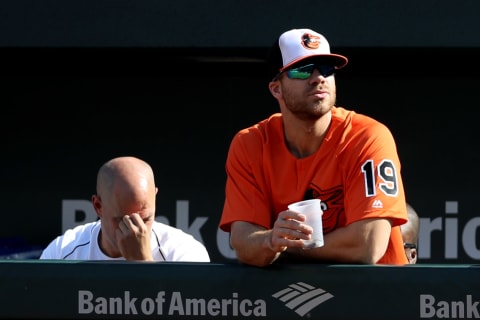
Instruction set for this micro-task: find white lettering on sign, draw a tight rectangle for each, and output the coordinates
[419,201,480,260]
[420,294,480,318]
[78,290,266,316]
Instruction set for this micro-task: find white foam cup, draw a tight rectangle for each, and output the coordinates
[287,199,324,248]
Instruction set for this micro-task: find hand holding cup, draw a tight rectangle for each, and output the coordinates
[288,199,324,249]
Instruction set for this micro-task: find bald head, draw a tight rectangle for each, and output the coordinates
[91,156,158,259]
[96,156,156,202]
[401,203,419,246]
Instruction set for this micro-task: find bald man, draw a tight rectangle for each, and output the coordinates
[40,156,210,262]
[400,203,419,264]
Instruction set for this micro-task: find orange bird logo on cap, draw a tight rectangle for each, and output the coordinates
[301,33,321,50]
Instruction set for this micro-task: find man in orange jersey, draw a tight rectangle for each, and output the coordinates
[219,28,408,267]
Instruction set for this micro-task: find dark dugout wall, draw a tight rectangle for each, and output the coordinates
[1,0,479,263]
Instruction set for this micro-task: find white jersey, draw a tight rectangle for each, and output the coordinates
[39,220,210,262]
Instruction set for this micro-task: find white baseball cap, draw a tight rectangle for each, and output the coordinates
[268,28,348,76]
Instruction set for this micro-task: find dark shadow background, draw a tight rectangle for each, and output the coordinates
[1,0,480,263]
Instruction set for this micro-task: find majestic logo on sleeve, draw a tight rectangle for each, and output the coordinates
[301,33,321,50]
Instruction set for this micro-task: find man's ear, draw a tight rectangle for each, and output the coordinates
[91,194,103,219]
[268,81,282,98]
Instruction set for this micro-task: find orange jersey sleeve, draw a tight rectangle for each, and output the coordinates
[219,107,408,264]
